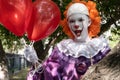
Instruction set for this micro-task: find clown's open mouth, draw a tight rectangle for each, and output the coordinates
[74,30,83,37]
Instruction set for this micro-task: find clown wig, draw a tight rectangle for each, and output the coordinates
[60,0,101,39]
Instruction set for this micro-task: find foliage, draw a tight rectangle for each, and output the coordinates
[95,0,120,35]
[0,0,119,54]
[0,24,24,52]
[109,26,120,48]
[110,27,120,40]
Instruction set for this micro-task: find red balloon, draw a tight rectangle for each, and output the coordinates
[0,0,32,36]
[27,0,61,41]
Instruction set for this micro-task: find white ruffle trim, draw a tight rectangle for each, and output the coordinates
[57,36,109,58]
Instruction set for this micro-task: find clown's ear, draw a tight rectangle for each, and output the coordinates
[88,18,91,27]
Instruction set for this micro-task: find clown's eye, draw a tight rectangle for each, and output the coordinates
[78,18,84,22]
[69,20,75,23]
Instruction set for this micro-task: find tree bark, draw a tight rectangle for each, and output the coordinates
[82,41,120,80]
[33,40,45,60]
[0,40,9,80]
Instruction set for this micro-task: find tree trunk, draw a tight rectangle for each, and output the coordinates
[82,41,120,80]
[0,40,9,80]
[33,40,45,60]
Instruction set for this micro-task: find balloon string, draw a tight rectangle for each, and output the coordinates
[22,38,35,47]
[30,41,35,46]
[22,38,27,46]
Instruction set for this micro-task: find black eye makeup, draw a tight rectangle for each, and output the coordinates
[69,19,75,23]
[78,18,84,22]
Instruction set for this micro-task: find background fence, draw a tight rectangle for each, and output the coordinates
[6,53,31,74]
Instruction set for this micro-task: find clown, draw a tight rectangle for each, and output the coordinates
[27,1,111,80]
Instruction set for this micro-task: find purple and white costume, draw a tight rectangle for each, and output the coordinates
[26,2,111,80]
[27,37,110,80]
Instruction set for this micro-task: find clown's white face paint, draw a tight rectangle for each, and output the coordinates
[68,13,91,42]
